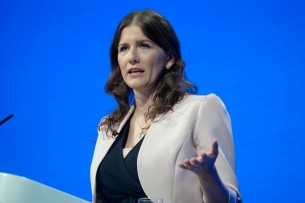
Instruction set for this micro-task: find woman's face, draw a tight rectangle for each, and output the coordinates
[117,25,174,95]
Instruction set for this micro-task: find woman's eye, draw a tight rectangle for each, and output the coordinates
[119,46,128,52]
[140,43,150,49]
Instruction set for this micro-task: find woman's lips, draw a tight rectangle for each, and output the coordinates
[128,68,144,74]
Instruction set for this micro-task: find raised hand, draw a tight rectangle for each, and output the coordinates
[178,139,218,179]
[178,139,229,203]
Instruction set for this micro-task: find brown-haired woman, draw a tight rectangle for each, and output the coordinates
[90,9,242,203]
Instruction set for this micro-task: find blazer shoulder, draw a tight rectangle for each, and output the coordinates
[97,116,108,131]
[182,93,224,106]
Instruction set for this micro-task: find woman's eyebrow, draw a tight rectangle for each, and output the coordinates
[136,39,153,43]
[118,42,127,47]
[136,39,156,45]
[118,39,154,47]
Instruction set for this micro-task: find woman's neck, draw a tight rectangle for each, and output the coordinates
[133,90,154,117]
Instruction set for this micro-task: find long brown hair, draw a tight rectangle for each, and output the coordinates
[99,9,197,135]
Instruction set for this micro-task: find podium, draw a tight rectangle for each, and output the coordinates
[0,173,90,203]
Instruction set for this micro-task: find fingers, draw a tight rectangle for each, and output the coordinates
[199,152,208,161]
[207,138,218,157]
[178,163,189,170]
[212,138,218,155]
[178,139,219,172]
[178,158,199,171]
[185,158,197,169]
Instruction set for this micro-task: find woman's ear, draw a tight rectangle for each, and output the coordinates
[166,53,175,69]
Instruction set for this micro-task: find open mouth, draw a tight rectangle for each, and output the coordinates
[128,69,144,74]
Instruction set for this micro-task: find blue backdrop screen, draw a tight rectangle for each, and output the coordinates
[1,0,305,202]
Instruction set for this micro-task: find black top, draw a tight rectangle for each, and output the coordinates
[96,118,147,203]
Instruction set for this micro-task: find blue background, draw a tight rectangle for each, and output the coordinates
[1,0,305,202]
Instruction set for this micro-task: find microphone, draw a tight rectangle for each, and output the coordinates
[112,131,119,138]
[0,114,14,126]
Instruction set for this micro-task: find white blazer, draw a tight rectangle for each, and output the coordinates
[90,94,242,203]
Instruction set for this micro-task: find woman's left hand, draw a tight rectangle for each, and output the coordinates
[179,139,230,203]
[178,138,218,179]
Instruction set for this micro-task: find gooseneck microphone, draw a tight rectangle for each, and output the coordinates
[0,114,14,126]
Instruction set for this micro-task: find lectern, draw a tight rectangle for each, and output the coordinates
[0,173,90,203]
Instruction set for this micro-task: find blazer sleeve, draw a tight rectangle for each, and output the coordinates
[193,94,242,203]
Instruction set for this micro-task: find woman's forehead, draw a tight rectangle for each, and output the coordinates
[119,26,150,44]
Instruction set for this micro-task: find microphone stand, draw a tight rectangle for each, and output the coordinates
[0,114,14,126]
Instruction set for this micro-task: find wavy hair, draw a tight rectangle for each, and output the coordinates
[99,9,197,135]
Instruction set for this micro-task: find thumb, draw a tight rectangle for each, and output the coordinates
[209,138,218,157]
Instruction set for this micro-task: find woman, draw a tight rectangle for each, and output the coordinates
[90,10,242,203]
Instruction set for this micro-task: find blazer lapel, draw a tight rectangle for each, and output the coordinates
[90,106,135,192]
[117,106,135,134]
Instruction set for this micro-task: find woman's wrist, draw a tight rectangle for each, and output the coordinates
[198,167,229,203]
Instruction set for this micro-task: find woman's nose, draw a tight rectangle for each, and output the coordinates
[128,48,139,64]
